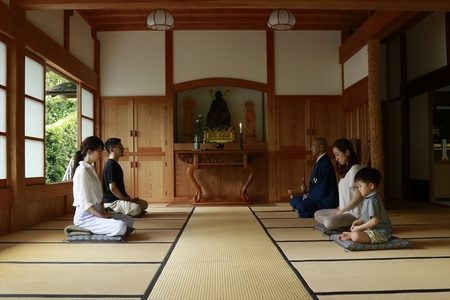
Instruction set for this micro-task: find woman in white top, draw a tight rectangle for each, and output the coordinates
[72,136,133,236]
[314,138,363,229]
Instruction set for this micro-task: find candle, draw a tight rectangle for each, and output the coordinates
[239,123,242,134]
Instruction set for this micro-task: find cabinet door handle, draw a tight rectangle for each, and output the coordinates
[130,130,133,137]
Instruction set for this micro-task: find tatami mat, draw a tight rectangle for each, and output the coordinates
[1,201,449,299]
[254,211,302,219]
[126,229,180,243]
[140,212,191,219]
[389,215,428,225]
[268,227,330,241]
[132,219,186,229]
[0,264,160,296]
[0,229,66,243]
[294,258,450,293]
[393,225,450,238]
[260,218,317,228]
[147,207,315,300]
[279,238,450,261]
[0,243,171,262]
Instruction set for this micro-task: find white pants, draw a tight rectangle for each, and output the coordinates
[74,204,134,236]
[105,199,148,217]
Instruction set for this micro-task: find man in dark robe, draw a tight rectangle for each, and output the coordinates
[290,137,338,218]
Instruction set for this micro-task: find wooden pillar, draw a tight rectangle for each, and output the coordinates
[367,39,385,199]
[9,0,27,231]
[266,30,277,201]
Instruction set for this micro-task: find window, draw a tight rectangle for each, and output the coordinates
[24,55,45,182]
[0,40,6,184]
[45,70,77,183]
[24,58,94,184]
[81,87,94,140]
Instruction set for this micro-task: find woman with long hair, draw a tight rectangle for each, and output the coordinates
[72,136,133,236]
[314,138,363,229]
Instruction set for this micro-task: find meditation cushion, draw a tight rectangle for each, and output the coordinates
[330,234,412,251]
[63,226,135,243]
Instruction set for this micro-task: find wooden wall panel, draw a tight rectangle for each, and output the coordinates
[101,98,133,151]
[0,208,11,236]
[135,156,164,202]
[310,96,344,144]
[278,97,308,149]
[279,156,308,202]
[24,195,67,228]
[345,77,368,111]
[134,99,166,152]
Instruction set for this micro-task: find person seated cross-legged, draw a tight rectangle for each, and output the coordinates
[290,137,339,218]
[102,138,148,218]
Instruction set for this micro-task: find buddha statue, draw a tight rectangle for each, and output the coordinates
[206,90,231,130]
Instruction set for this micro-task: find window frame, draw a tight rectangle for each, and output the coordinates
[0,36,8,188]
[24,52,46,185]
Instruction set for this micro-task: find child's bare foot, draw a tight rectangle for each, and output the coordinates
[338,232,352,241]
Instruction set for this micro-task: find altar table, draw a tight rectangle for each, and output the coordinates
[176,150,264,203]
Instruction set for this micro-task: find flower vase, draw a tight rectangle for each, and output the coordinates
[194,135,200,150]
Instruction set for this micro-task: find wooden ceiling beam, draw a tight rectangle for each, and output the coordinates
[339,10,420,63]
[18,0,450,11]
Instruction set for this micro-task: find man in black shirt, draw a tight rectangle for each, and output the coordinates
[102,138,148,217]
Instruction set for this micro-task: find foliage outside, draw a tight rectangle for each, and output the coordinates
[45,113,77,183]
[45,71,77,183]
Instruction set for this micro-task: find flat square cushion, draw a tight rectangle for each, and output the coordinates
[63,227,135,243]
[330,234,412,251]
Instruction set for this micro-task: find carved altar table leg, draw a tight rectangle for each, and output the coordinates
[240,164,254,202]
[186,154,202,202]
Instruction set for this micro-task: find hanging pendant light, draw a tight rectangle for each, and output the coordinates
[147,9,175,31]
[267,9,296,30]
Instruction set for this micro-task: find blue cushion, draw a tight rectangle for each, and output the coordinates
[64,227,135,243]
[330,234,412,251]
[65,234,125,243]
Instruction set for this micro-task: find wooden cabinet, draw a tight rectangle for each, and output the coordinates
[101,97,166,202]
[434,163,450,199]
[276,95,344,201]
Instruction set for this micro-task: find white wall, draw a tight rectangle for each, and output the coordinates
[70,12,94,70]
[407,12,447,81]
[173,31,267,84]
[26,11,64,47]
[343,45,368,89]
[98,31,166,96]
[26,10,95,71]
[275,31,342,95]
[409,93,429,180]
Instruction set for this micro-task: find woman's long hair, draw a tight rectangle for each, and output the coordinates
[333,138,359,178]
[71,136,104,177]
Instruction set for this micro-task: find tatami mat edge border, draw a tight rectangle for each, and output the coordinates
[249,207,319,300]
[315,287,450,297]
[291,256,450,263]
[140,207,195,299]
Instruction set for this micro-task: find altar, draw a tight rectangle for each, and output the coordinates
[176,150,265,204]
